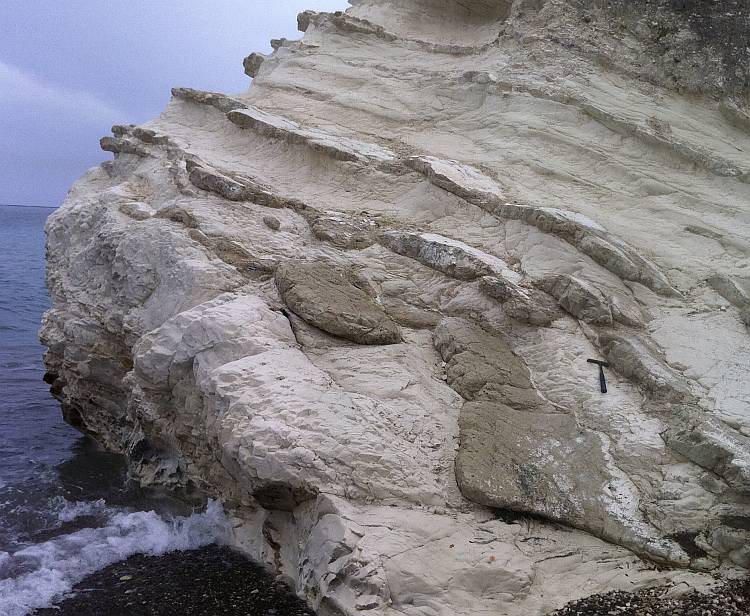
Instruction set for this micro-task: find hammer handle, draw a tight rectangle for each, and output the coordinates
[599,365,607,394]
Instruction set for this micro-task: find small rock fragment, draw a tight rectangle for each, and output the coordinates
[263,215,281,231]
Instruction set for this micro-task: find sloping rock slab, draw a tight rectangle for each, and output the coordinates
[227,107,395,164]
[664,407,750,497]
[598,332,692,402]
[380,231,519,281]
[435,317,686,565]
[480,275,563,327]
[538,273,645,328]
[275,261,401,345]
[406,155,506,209]
[309,211,377,249]
[708,273,750,309]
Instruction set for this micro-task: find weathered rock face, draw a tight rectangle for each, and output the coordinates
[43,0,750,614]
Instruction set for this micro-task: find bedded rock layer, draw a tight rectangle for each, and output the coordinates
[43,1,750,614]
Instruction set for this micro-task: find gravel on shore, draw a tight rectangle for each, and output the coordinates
[32,544,316,616]
[552,578,750,616]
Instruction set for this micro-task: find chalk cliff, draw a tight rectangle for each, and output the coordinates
[43,1,750,614]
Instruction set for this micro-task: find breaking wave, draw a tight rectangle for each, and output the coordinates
[0,500,230,616]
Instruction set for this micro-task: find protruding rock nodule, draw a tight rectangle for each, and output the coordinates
[275,261,401,345]
[297,10,316,33]
[263,215,281,231]
[309,211,377,250]
[380,231,518,281]
[480,275,563,326]
[243,52,267,78]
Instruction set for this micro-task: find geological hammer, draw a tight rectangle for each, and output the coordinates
[587,359,610,393]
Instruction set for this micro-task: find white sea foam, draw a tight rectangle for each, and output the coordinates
[51,496,109,522]
[0,500,229,616]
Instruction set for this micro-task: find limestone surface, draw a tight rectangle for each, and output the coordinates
[43,1,750,615]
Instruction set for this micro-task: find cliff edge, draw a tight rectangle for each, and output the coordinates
[43,1,750,614]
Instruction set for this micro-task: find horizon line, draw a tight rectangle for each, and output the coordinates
[0,203,58,210]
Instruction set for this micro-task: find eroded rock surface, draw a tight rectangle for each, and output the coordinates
[43,0,750,614]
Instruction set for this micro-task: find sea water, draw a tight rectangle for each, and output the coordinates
[0,205,298,615]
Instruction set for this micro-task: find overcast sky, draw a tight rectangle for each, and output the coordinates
[0,1,349,207]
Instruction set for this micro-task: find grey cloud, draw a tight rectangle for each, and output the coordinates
[0,1,349,207]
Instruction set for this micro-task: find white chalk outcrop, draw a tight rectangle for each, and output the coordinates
[43,1,750,614]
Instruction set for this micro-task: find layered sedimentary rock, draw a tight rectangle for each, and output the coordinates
[43,1,750,614]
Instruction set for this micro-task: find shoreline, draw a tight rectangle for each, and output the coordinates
[32,545,315,616]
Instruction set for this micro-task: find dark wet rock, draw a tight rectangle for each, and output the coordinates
[595,0,750,96]
[253,481,317,512]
